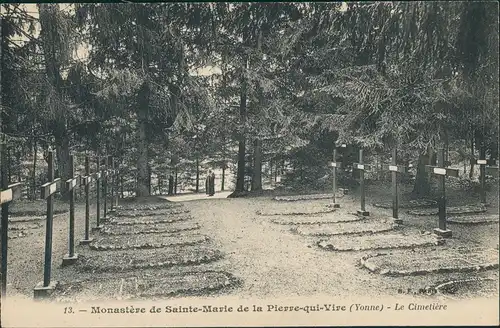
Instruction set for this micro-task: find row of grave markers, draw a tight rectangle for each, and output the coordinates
[330,145,498,238]
[0,150,119,299]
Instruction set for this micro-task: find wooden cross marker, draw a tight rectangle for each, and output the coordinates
[353,149,371,216]
[62,155,79,265]
[80,156,93,244]
[93,156,102,231]
[109,156,117,212]
[425,148,459,238]
[473,151,497,204]
[382,148,409,224]
[1,181,22,298]
[328,144,347,208]
[34,150,60,298]
[103,156,108,220]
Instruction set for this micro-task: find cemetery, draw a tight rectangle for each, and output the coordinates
[0,1,499,312]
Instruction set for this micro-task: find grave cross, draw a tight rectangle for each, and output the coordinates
[1,181,22,298]
[62,154,79,265]
[34,150,61,298]
[103,156,109,219]
[328,144,347,208]
[80,156,93,244]
[473,154,497,204]
[353,148,371,216]
[425,148,459,238]
[382,149,409,224]
[109,156,118,211]
[93,157,102,231]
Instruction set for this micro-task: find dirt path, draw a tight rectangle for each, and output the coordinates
[184,197,383,299]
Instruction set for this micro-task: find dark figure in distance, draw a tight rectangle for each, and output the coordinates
[209,171,215,196]
[206,170,215,196]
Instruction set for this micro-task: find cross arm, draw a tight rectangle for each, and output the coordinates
[0,182,23,204]
[425,165,459,177]
[382,164,408,173]
[66,175,81,191]
[329,161,343,168]
[41,178,61,199]
[353,163,371,171]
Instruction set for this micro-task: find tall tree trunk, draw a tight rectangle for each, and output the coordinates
[136,82,150,197]
[412,148,432,196]
[38,4,71,199]
[221,166,225,191]
[55,132,70,199]
[234,58,248,192]
[251,139,262,191]
[469,133,475,179]
[195,158,200,192]
[31,139,37,200]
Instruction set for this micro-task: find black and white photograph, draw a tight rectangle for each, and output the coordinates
[0,1,499,327]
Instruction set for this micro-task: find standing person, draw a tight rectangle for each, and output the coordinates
[209,170,216,196]
[205,170,211,196]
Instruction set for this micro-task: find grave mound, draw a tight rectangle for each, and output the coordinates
[447,214,499,224]
[271,213,363,225]
[8,208,68,217]
[8,215,50,223]
[257,207,335,216]
[273,194,332,202]
[90,233,209,250]
[113,208,190,218]
[360,247,499,276]
[76,245,223,273]
[8,222,42,230]
[408,204,487,216]
[434,277,498,298]
[52,271,239,301]
[108,214,193,226]
[372,199,437,209]
[116,203,183,212]
[293,219,397,236]
[317,232,443,251]
[8,230,30,239]
[101,221,200,235]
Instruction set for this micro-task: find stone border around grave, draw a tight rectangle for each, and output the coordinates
[108,215,194,226]
[408,205,487,216]
[113,209,190,218]
[273,194,332,202]
[447,215,499,225]
[372,199,437,209]
[136,271,242,299]
[100,223,201,236]
[271,214,364,225]
[8,231,31,239]
[316,233,445,252]
[52,270,241,301]
[76,250,224,273]
[359,252,499,276]
[8,222,43,230]
[89,235,210,251]
[9,208,69,217]
[433,277,498,296]
[257,208,336,217]
[116,203,184,211]
[291,222,397,237]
